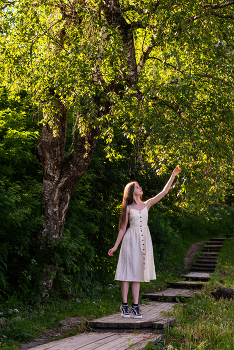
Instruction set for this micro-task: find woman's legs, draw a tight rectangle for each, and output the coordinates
[131,282,140,304]
[121,281,140,304]
[121,281,129,303]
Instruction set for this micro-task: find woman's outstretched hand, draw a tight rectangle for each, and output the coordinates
[173,165,181,176]
[108,246,117,256]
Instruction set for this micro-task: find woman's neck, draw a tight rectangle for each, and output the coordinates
[133,196,142,205]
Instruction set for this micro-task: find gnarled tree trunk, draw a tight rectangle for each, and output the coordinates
[36,96,100,296]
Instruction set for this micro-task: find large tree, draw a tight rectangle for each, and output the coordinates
[0,0,234,294]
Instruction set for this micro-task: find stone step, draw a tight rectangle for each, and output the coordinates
[182,272,211,281]
[203,245,222,249]
[28,331,163,350]
[89,302,175,331]
[226,234,234,237]
[142,288,196,302]
[167,281,206,289]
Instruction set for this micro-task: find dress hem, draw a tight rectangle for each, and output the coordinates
[115,278,156,282]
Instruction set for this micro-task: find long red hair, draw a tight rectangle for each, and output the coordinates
[119,181,141,230]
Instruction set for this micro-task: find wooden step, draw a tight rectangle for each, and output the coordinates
[199,252,219,257]
[191,267,215,272]
[203,245,222,249]
[196,259,217,264]
[193,263,216,267]
[226,234,234,237]
[142,288,196,302]
[209,237,226,241]
[28,331,163,350]
[168,281,206,289]
[182,272,211,281]
[89,302,175,330]
[202,249,220,253]
[206,241,224,245]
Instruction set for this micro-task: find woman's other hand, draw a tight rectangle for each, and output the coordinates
[108,246,117,256]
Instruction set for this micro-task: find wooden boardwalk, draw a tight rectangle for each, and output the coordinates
[23,236,228,349]
[89,302,175,330]
[29,332,162,350]
[142,288,196,301]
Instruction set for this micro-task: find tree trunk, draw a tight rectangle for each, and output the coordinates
[211,285,234,300]
[36,96,100,296]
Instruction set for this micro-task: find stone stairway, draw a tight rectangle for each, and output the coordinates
[24,235,232,350]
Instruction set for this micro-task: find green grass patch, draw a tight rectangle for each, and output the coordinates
[154,236,234,350]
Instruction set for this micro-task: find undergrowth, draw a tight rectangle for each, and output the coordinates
[0,235,233,350]
[152,236,234,350]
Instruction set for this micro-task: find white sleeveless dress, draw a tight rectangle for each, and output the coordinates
[115,206,156,282]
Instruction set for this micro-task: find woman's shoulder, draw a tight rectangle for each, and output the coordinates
[126,205,131,213]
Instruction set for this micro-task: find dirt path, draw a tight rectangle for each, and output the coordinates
[183,241,205,273]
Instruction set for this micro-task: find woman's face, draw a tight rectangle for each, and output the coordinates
[134,183,143,196]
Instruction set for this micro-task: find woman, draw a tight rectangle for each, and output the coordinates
[108,166,181,318]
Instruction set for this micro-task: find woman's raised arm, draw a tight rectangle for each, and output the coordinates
[145,166,180,210]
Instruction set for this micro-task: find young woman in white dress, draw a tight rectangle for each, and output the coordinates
[108,166,181,318]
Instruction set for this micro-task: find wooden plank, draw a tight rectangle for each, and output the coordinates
[142,288,196,301]
[29,332,118,350]
[183,272,210,281]
[29,332,162,350]
[209,237,226,240]
[190,268,215,273]
[168,281,205,289]
[89,302,175,330]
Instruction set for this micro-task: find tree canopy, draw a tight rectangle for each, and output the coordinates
[1,0,234,209]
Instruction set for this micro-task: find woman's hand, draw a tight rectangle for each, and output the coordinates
[173,165,181,176]
[108,246,117,256]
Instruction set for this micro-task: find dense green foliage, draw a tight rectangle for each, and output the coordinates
[1,89,234,305]
[0,0,234,204]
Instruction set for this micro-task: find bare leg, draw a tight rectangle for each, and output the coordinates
[132,282,140,304]
[121,281,129,303]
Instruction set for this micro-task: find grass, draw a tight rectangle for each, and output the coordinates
[0,235,233,350]
[153,236,234,350]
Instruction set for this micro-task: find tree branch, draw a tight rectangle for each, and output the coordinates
[30,19,64,58]
[161,79,179,86]
[207,9,234,20]
[147,56,183,73]
[0,0,15,10]
[194,73,234,87]
[204,0,234,10]
[137,45,155,74]
[101,0,138,87]
[149,96,182,115]
[185,15,200,25]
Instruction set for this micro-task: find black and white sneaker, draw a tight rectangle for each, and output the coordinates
[120,305,130,318]
[130,305,142,318]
